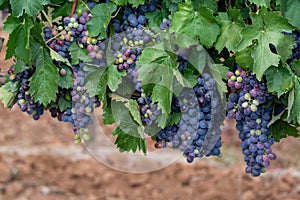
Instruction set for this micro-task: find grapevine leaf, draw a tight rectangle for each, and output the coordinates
[29,46,60,106]
[279,0,300,28]
[86,2,117,40]
[0,81,19,108]
[4,15,34,63]
[163,0,183,13]
[249,0,270,8]
[107,65,126,92]
[215,10,245,52]
[291,60,300,77]
[208,63,228,96]
[59,65,73,89]
[9,0,50,17]
[112,0,145,7]
[129,99,143,126]
[128,0,145,7]
[138,47,178,116]
[152,84,172,119]
[51,1,72,19]
[156,113,168,128]
[167,112,181,126]
[236,11,294,80]
[180,45,206,74]
[102,100,115,124]
[84,66,107,98]
[287,78,300,123]
[193,0,217,12]
[145,10,165,32]
[113,126,146,154]
[270,119,299,142]
[235,47,254,69]
[111,101,146,154]
[276,34,295,62]
[170,1,220,47]
[13,60,27,74]
[58,95,71,111]
[50,48,72,67]
[68,42,92,65]
[265,66,293,97]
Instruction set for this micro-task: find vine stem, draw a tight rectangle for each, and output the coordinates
[70,0,78,17]
[41,10,52,27]
[45,32,63,44]
[111,7,121,18]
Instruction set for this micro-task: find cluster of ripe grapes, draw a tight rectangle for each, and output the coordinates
[226,66,276,177]
[155,64,223,163]
[8,67,44,120]
[43,3,102,141]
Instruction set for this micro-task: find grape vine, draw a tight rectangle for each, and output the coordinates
[0,0,300,177]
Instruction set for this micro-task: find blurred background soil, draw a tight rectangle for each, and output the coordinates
[1,27,300,200]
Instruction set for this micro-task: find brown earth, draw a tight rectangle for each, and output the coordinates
[1,28,300,200]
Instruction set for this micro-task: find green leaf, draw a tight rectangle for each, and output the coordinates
[265,66,293,97]
[0,81,19,108]
[145,10,165,31]
[291,60,300,77]
[235,47,254,69]
[270,119,299,142]
[163,0,183,13]
[13,60,27,74]
[112,0,145,7]
[51,1,72,19]
[138,46,178,116]
[9,0,50,17]
[68,42,92,65]
[287,78,300,123]
[86,2,117,40]
[236,11,294,80]
[59,65,73,89]
[170,1,220,47]
[113,126,146,154]
[215,10,245,52]
[208,63,228,97]
[29,46,60,106]
[50,48,71,67]
[193,0,217,12]
[107,65,126,92]
[58,95,71,111]
[128,0,145,7]
[84,66,107,98]
[249,0,270,8]
[167,112,181,126]
[111,101,146,153]
[280,0,300,28]
[129,99,143,126]
[4,15,34,63]
[102,100,115,124]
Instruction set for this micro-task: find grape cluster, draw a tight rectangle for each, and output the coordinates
[155,73,223,163]
[9,68,44,120]
[66,64,101,140]
[283,31,300,64]
[113,1,159,33]
[137,96,161,126]
[226,66,276,177]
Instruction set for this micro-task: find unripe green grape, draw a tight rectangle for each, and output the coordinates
[250,104,257,112]
[237,76,243,82]
[242,102,249,108]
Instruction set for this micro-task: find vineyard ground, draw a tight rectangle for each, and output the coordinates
[1,30,300,200]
